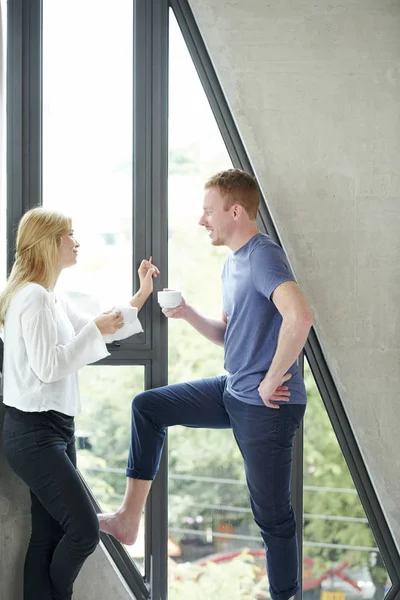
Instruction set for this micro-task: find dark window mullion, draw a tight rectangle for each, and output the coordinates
[385,583,400,600]
[7,0,42,273]
[133,0,169,597]
[97,348,158,364]
[293,351,305,600]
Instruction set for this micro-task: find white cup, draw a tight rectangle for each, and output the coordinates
[112,306,138,323]
[157,290,182,309]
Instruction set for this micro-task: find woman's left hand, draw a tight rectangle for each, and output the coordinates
[138,256,160,295]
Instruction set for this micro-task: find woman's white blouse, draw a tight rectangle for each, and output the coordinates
[2,283,142,416]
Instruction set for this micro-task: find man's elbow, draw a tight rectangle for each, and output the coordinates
[302,308,313,330]
[285,308,313,332]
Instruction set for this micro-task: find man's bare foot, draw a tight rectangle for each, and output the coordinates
[98,511,140,546]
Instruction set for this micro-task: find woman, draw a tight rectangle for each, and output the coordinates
[0,207,159,600]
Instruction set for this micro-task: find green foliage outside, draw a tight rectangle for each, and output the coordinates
[77,365,144,512]
[169,551,269,600]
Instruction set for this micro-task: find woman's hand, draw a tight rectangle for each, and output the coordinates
[94,311,124,335]
[138,256,160,296]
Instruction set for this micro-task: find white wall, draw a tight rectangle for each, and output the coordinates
[188,0,400,549]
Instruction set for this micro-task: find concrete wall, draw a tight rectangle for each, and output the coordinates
[0,403,135,600]
[0,403,30,600]
[188,0,400,548]
[74,543,135,600]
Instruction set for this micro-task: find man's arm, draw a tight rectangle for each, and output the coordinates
[163,300,227,347]
[258,280,313,408]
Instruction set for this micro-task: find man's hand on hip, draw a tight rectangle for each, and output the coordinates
[258,373,292,409]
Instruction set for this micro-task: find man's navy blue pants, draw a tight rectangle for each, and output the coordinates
[126,375,306,600]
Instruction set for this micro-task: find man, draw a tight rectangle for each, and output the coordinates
[99,169,313,600]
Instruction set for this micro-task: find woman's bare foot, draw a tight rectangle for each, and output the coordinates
[98,511,140,546]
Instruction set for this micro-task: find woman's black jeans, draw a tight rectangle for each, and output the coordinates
[2,410,100,600]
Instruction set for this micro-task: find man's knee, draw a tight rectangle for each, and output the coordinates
[254,507,296,539]
[132,389,160,416]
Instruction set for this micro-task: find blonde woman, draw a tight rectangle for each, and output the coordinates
[0,207,159,600]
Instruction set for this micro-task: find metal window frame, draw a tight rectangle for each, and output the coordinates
[6,0,42,273]
[170,0,400,594]
[131,2,169,597]
[292,352,305,597]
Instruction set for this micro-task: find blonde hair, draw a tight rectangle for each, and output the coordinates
[0,208,72,326]
[205,168,260,220]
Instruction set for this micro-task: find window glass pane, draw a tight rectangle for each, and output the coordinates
[42,0,133,307]
[303,358,390,600]
[77,365,146,573]
[168,12,268,599]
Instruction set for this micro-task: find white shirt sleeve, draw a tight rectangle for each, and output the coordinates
[61,294,93,334]
[21,289,110,384]
[102,317,143,344]
[61,293,143,344]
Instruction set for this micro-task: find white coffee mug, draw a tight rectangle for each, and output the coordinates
[112,306,138,323]
[157,290,182,309]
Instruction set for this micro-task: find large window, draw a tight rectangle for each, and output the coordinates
[43,0,133,308]
[303,360,389,600]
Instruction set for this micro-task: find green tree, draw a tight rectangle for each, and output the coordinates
[303,362,377,568]
[169,551,269,600]
[76,365,144,512]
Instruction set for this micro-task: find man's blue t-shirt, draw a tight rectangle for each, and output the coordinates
[222,232,307,406]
